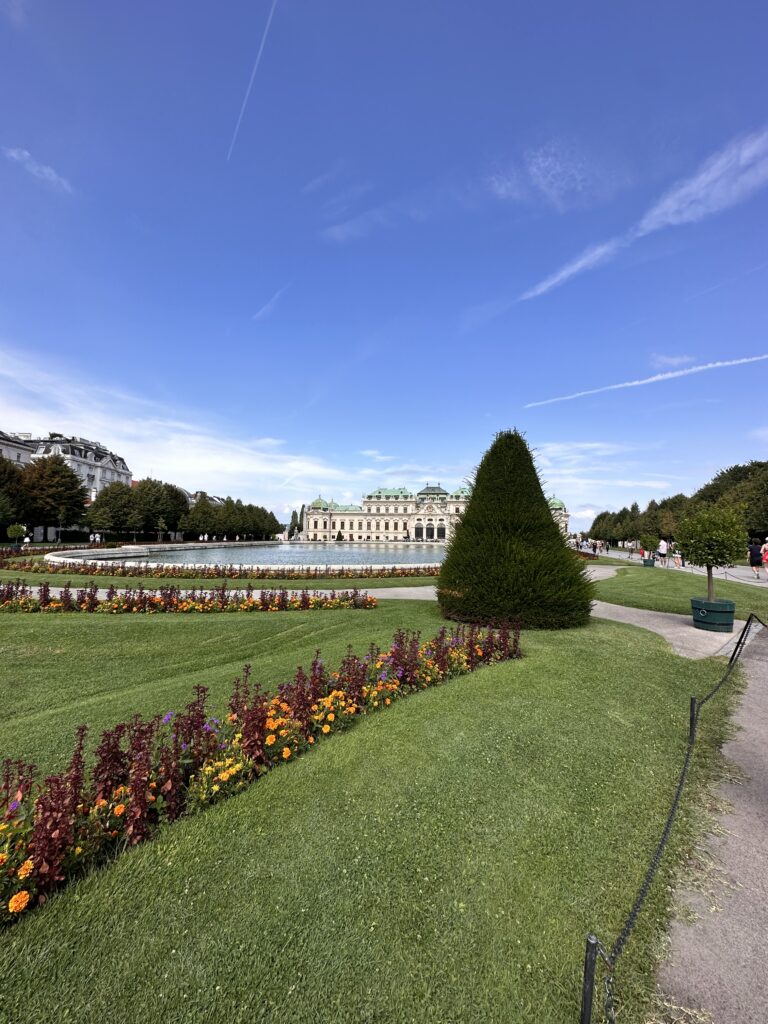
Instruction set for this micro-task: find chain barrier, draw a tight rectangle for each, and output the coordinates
[579,613,767,1023]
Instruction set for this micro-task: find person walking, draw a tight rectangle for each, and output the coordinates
[657,537,668,567]
[747,537,763,580]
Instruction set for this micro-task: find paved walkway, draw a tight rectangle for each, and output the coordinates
[657,624,768,1022]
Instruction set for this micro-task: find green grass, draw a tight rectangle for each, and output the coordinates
[0,566,437,590]
[0,601,444,777]
[0,609,737,1023]
[594,565,768,619]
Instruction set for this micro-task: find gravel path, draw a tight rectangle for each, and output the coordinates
[657,624,768,1022]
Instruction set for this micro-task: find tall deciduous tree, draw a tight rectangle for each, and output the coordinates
[22,456,87,536]
[437,430,593,628]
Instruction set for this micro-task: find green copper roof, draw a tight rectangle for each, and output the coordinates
[365,487,414,498]
[548,496,566,509]
[418,484,448,496]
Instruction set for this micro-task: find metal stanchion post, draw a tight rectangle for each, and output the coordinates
[580,934,598,1024]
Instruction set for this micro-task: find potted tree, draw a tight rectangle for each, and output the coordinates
[675,506,745,632]
[640,535,657,567]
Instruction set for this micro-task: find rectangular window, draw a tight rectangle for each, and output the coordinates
[358,521,363,530]
[393,521,398,532]
[340,521,345,530]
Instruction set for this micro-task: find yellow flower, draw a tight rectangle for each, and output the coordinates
[17,859,33,880]
[327,713,335,723]
[75,846,83,855]
[322,724,331,735]
[0,853,6,866]
[219,772,231,783]
[282,747,292,760]
[212,784,220,793]
[8,890,30,914]
[265,734,276,746]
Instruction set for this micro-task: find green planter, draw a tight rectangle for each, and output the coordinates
[690,597,736,633]
[642,557,656,567]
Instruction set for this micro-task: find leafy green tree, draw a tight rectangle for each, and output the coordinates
[182,494,216,536]
[162,484,190,533]
[0,491,15,530]
[289,510,300,537]
[0,456,27,527]
[132,478,170,533]
[87,482,135,534]
[6,522,25,545]
[437,430,593,628]
[676,505,746,601]
[22,456,87,537]
[156,516,168,542]
[88,505,114,537]
[126,507,144,542]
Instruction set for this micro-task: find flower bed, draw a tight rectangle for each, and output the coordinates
[0,581,377,614]
[1,624,521,924]
[0,558,441,579]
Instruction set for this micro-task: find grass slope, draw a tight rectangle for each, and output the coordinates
[594,566,768,619]
[0,601,444,777]
[0,612,735,1023]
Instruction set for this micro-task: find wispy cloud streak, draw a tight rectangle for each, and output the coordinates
[520,128,768,301]
[3,147,72,192]
[525,355,768,408]
[226,0,279,162]
[252,283,289,321]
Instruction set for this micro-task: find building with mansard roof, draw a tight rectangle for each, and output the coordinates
[30,433,132,501]
[301,484,569,542]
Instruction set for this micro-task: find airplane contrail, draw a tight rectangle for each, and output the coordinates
[226,0,279,162]
[525,355,768,408]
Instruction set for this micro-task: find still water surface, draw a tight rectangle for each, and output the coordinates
[144,542,445,567]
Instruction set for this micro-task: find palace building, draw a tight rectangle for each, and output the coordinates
[301,484,569,543]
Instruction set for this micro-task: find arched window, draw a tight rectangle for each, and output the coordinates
[426,524,435,540]
[437,525,446,540]
[414,524,424,540]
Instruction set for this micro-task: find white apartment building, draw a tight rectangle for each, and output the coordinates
[30,434,132,501]
[0,431,35,465]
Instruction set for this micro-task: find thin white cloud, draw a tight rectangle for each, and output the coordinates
[226,0,279,162]
[635,130,768,236]
[520,127,768,302]
[3,147,72,193]
[252,283,289,321]
[524,140,602,212]
[525,355,768,408]
[1,0,27,26]
[359,449,397,462]
[519,237,625,301]
[650,353,696,369]
[302,162,346,194]
[485,168,527,202]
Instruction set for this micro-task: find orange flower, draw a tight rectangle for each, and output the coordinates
[265,734,276,747]
[17,859,33,880]
[113,803,126,817]
[0,853,6,866]
[327,713,335,723]
[8,890,30,914]
[281,747,292,760]
[321,724,331,735]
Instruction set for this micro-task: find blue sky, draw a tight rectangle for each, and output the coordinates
[1,1,766,527]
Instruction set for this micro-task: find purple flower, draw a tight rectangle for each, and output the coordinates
[8,799,19,813]
[379,671,388,681]
[162,711,175,724]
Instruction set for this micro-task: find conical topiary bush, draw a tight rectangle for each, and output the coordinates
[437,431,593,628]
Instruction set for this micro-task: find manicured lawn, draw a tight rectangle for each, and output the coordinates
[594,565,768,620]
[0,566,438,590]
[0,601,445,777]
[0,608,735,1023]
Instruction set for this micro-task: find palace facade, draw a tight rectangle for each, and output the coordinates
[301,484,569,542]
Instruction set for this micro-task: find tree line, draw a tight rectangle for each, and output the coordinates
[0,454,282,541]
[589,460,768,543]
